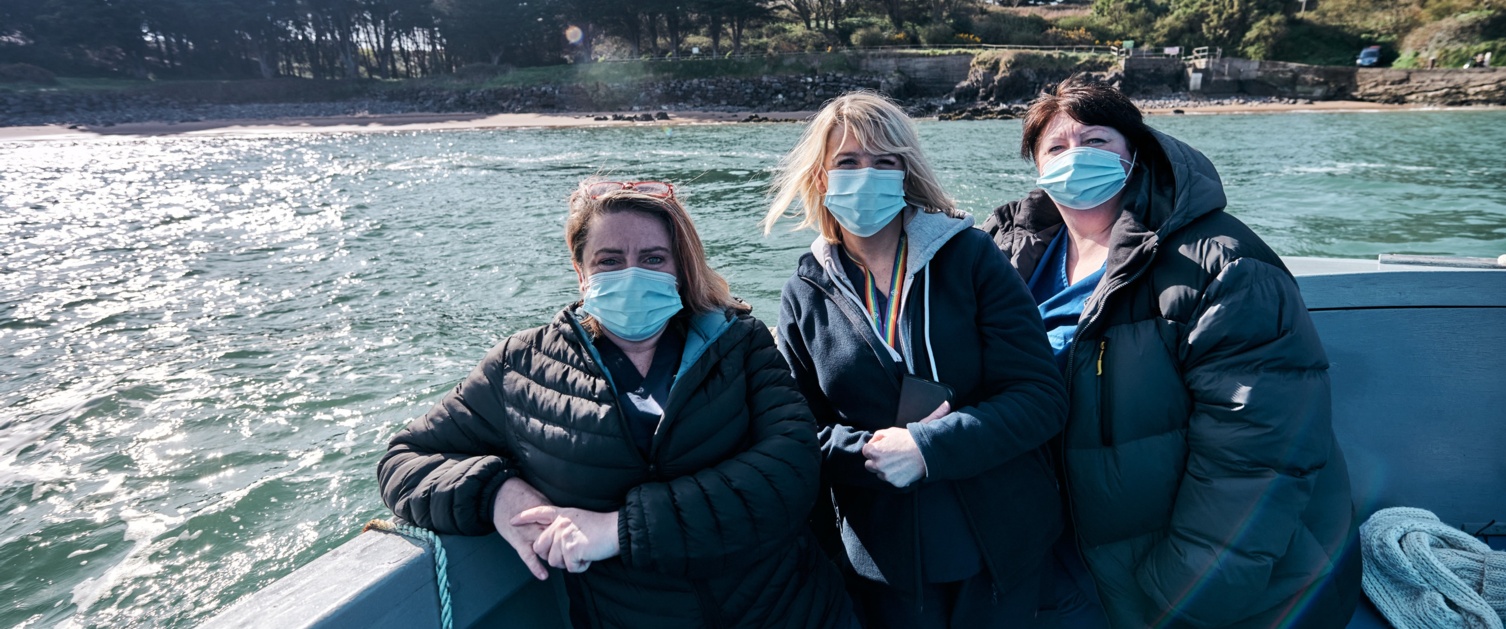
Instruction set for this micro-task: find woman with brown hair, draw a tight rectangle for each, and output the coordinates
[983,76,1361,628]
[767,91,1068,628]
[379,179,854,628]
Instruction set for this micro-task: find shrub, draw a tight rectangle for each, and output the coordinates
[766,27,829,53]
[1042,26,1095,45]
[1422,0,1486,22]
[973,12,1050,45]
[0,63,57,84]
[1054,14,1130,43]
[852,26,891,48]
[1403,9,1506,53]
[1270,18,1368,65]
[920,24,956,46]
[1241,13,1290,60]
[837,15,891,45]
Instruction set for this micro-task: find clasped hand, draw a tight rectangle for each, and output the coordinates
[862,401,949,488]
[513,506,620,575]
[493,478,620,579]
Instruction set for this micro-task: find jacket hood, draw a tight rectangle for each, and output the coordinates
[564,304,741,390]
[805,207,974,288]
[992,128,1226,298]
[995,128,1225,243]
[1137,127,1227,238]
[799,208,972,367]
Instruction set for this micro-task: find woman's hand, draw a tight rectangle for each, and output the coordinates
[492,478,553,580]
[862,427,928,488]
[919,401,951,423]
[513,507,621,574]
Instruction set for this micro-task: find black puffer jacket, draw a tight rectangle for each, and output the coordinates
[981,130,1360,628]
[378,307,849,629]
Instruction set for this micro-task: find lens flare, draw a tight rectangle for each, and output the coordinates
[564,26,583,45]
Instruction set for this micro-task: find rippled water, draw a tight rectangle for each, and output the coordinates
[2,111,1504,628]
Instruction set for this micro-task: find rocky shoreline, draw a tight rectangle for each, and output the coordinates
[2,68,1499,129]
[935,94,1330,120]
[0,74,891,128]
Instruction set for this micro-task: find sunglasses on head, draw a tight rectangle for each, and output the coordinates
[586,181,675,199]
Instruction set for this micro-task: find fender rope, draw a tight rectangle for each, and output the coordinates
[363,519,454,629]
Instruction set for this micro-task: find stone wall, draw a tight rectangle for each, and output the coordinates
[1353,68,1506,105]
[853,53,975,97]
[1120,56,1186,95]
[0,72,887,126]
[1243,61,1359,99]
[382,73,885,114]
[1179,60,1506,105]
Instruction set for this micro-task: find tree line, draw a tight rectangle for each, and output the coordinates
[3,0,1493,80]
[0,0,788,79]
[0,0,885,79]
[1084,0,1501,65]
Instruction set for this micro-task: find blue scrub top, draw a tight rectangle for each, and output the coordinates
[1028,229,1105,373]
[595,324,684,455]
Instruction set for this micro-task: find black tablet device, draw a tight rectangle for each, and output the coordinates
[896,375,953,425]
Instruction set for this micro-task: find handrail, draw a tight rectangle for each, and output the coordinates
[1183,46,1223,62]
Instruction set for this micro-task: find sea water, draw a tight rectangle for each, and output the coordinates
[1,111,1504,627]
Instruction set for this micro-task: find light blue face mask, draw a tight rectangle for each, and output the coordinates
[824,168,907,237]
[1035,147,1136,211]
[580,267,683,342]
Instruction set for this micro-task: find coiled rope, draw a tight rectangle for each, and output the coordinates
[363,519,454,629]
[1360,507,1506,629]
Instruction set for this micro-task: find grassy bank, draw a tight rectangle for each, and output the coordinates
[421,53,860,88]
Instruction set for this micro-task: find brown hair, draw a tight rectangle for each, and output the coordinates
[1020,74,1156,163]
[763,91,966,242]
[566,181,748,318]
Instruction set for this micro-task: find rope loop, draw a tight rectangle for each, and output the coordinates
[363,519,454,629]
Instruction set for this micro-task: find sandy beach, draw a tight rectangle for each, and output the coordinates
[0,110,816,141]
[0,100,1491,142]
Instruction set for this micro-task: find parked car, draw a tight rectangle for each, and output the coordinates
[1357,45,1383,67]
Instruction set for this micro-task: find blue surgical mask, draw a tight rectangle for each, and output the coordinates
[824,168,907,237]
[580,267,683,341]
[1035,147,1135,210]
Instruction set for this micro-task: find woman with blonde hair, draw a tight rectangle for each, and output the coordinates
[380,179,855,628]
[767,91,1068,627]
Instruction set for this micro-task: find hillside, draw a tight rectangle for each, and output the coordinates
[1,0,1500,86]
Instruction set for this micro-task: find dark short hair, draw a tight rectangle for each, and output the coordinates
[1020,75,1155,162]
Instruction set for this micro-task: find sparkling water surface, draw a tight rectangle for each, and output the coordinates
[2,111,1504,627]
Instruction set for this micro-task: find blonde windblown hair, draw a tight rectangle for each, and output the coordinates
[566,181,748,319]
[763,91,965,242]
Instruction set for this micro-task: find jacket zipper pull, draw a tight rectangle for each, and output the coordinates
[1096,340,1107,376]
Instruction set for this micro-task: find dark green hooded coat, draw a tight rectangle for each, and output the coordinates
[981,130,1361,629]
[378,307,849,629]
